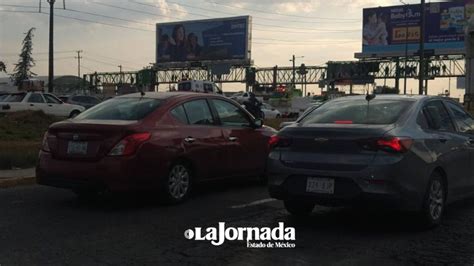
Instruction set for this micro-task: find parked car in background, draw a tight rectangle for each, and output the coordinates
[268,95,474,227]
[0,92,85,117]
[57,96,69,103]
[230,92,263,104]
[261,103,281,119]
[0,92,9,102]
[37,92,276,203]
[177,80,223,94]
[279,101,324,129]
[61,95,102,109]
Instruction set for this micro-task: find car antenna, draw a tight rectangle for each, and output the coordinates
[365,86,376,123]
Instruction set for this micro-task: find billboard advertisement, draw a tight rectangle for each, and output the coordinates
[360,1,474,57]
[156,16,251,65]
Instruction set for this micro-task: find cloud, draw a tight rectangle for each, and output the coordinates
[142,0,188,19]
[330,0,393,9]
[275,1,320,14]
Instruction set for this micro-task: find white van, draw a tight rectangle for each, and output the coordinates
[177,80,223,94]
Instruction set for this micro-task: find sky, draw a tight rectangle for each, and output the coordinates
[0,0,466,99]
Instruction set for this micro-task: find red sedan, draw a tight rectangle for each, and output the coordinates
[36,92,276,203]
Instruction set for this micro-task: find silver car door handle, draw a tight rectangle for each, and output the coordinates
[228,137,238,142]
[184,137,195,143]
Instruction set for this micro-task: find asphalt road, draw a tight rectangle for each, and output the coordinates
[1,182,474,266]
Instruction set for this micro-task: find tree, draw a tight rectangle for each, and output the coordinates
[0,61,6,73]
[11,28,36,86]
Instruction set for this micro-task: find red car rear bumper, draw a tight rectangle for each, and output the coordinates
[36,151,167,192]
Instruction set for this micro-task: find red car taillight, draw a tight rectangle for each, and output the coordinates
[376,137,413,153]
[268,135,291,149]
[108,132,151,156]
[41,132,50,152]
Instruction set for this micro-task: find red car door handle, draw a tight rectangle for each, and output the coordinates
[184,137,195,143]
[228,137,238,142]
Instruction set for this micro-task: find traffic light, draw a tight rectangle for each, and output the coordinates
[298,64,308,75]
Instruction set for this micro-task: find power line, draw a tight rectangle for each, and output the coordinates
[0,5,358,34]
[0,8,154,32]
[52,11,153,32]
[133,0,358,24]
[80,64,96,72]
[252,41,359,46]
[86,52,142,66]
[129,1,360,30]
[35,56,75,61]
[0,4,38,9]
[254,37,359,43]
[92,2,188,21]
[0,10,38,14]
[1,8,358,45]
[253,27,359,34]
[0,50,76,56]
[205,0,359,21]
[82,56,141,70]
[96,2,356,32]
[56,7,154,26]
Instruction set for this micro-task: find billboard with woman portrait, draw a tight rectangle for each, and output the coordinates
[156,16,251,65]
[361,2,470,57]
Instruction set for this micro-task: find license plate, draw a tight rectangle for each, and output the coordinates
[306,177,335,194]
[67,141,88,155]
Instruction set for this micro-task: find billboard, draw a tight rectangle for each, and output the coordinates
[156,16,251,66]
[360,1,474,57]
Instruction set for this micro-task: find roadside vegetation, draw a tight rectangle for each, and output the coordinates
[0,111,62,170]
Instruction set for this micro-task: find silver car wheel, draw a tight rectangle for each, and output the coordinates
[428,180,444,221]
[168,165,190,200]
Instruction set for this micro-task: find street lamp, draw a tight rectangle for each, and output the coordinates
[400,0,409,95]
[289,55,304,90]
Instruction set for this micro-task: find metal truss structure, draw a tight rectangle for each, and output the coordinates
[255,66,326,86]
[367,55,465,79]
[83,56,466,90]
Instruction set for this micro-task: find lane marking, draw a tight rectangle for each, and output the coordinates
[231,198,277,209]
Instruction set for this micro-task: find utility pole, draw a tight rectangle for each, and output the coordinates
[75,50,83,78]
[118,65,123,83]
[291,55,295,90]
[400,0,409,95]
[418,0,426,95]
[289,55,303,91]
[47,0,55,93]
